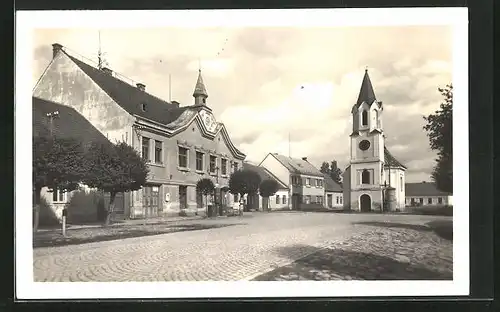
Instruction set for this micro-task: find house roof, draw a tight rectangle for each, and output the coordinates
[64,51,193,126]
[32,96,111,147]
[243,162,288,189]
[384,146,407,169]
[271,153,324,177]
[405,182,452,196]
[323,174,343,192]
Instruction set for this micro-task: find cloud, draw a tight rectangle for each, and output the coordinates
[32,25,452,183]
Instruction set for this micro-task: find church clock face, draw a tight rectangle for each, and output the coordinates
[359,140,371,151]
[200,110,217,132]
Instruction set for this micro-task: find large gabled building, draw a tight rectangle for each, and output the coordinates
[33,43,246,219]
[243,162,290,211]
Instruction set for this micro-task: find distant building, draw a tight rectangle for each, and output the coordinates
[243,162,290,211]
[342,69,407,212]
[405,182,453,207]
[323,174,343,209]
[33,43,246,219]
[259,153,325,210]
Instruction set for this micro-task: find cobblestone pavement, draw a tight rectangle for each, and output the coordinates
[254,219,453,281]
[33,212,452,282]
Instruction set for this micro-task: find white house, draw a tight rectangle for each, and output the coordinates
[242,162,290,211]
[405,182,453,207]
[323,174,343,209]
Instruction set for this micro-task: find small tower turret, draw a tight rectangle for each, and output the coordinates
[193,69,208,106]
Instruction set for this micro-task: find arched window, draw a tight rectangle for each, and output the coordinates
[362,169,370,184]
[361,110,368,126]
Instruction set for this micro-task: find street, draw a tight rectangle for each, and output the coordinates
[33,212,452,282]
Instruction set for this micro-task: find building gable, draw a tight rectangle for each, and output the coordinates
[33,50,135,144]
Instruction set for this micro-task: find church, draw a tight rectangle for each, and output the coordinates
[342,70,407,212]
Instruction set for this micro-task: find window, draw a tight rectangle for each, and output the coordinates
[276,195,280,204]
[340,196,343,204]
[233,162,239,172]
[419,198,424,204]
[428,198,433,204]
[400,177,403,191]
[362,169,370,184]
[304,195,311,204]
[142,137,150,161]
[233,194,239,202]
[282,196,287,204]
[154,140,162,164]
[221,159,227,175]
[316,179,320,187]
[319,180,323,187]
[209,155,217,173]
[52,188,66,203]
[306,178,311,186]
[317,196,323,204]
[438,197,443,204]
[336,196,339,204]
[196,151,204,171]
[362,110,368,126]
[178,146,188,168]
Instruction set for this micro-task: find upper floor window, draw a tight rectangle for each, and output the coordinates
[178,146,188,168]
[361,169,370,184]
[196,151,204,171]
[306,178,311,186]
[361,110,368,126]
[209,155,217,173]
[154,140,162,164]
[142,137,150,161]
[221,159,227,175]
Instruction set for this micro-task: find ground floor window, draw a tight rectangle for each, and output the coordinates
[317,196,323,205]
[282,195,287,204]
[304,195,311,204]
[339,197,343,204]
[52,188,66,202]
[233,193,239,203]
[336,196,339,204]
[438,197,443,204]
[428,197,433,204]
[276,195,280,204]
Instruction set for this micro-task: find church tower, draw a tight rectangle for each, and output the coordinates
[344,69,385,212]
[193,69,208,106]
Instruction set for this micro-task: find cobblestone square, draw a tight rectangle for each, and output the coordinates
[33,212,452,282]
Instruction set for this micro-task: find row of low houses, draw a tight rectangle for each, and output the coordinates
[33,42,452,221]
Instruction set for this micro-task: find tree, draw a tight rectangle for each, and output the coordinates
[83,141,149,225]
[228,169,261,211]
[259,179,279,211]
[319,160,343,184]
[320,162,330,174]
[423,84,453,193]
[329,161,343,184]
[33,136,88,232]
[196,178,215,217]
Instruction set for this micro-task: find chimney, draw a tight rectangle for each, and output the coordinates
[101,67,113,75]
[302,157,308,161]
[171,100,180,108]
[136,83,146,91]
[52,43,63,59]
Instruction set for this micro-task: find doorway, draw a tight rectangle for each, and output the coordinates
[179,185,187,210]
[292,194,300,210]
[143,185,160,217]
[360,194,371,212]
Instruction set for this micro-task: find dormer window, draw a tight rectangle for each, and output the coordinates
[140,103,146,112]
[361,110,368,126]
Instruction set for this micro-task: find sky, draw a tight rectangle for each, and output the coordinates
[33,26,452,183]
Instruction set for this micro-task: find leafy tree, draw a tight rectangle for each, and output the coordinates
[320,162,330,174]
[229,169,261,211]
[33,136,88,232]
[259,179,279,211]
[319,160,343,184]
[83,141,149,225]
[196,178,215,217]
[423,84,453,193]
[329,161,343,184]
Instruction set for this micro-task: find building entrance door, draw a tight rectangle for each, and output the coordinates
[143,185,160,217]
[292,194,300,210]
[360,194,371,212]
[179,186,188,210]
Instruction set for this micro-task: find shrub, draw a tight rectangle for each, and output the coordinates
[37,196,59,227]
[67,190,106,224]
[408,205,453,216]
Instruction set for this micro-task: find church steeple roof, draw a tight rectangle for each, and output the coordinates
[193,69,208,98]
[356,69,377,106]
